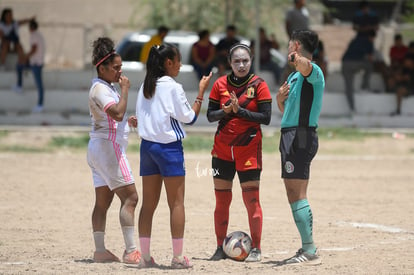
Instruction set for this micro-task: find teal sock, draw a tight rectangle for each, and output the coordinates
[290,199,316,254]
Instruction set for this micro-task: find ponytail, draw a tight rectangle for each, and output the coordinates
[143,43,179,99]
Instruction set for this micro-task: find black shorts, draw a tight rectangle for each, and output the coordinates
[212,157,261,183]
[279,127,318,179]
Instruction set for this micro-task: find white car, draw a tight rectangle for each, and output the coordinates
[116,29,199,72]
[116,30,286,72]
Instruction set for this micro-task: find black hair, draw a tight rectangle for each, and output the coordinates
[394,34,402,41]
[228,43,252,62]
[198,29,210,40]
[1,8,12,23]
[290,30,319,55]
[29,19,38,30]
[226,25,236,32]
[158,25,169,34]
[91,37,119,72]
[143,43,179,99]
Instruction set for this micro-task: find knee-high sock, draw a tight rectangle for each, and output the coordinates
[214,189,232,246]
[242,187,262,250]
[291,199,316,254]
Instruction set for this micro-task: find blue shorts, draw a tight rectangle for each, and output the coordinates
[140,139,185,177]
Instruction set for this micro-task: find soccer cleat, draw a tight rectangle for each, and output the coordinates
[171,255,193,269]
[137,256,157,268]
[122,249,141,264]
[93,249,120,263]
[245,248,261,262]
[209,246,227,261]
[283,248,322,266]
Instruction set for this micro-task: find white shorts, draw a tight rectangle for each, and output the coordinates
[87,138,134,190]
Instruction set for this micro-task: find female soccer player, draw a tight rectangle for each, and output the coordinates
[87,37,140,264]
[207,43,272,262]
[135,43,212,268]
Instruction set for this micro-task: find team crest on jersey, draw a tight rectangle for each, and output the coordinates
[246,87,255,98]
[285,161,294,173]
[244,160,252,166]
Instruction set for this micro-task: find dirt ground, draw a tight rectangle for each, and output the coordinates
[0,128,413,274]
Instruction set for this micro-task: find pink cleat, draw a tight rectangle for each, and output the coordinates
[122,250,141,264]
[93,249,120,263]
[171,255,193,269]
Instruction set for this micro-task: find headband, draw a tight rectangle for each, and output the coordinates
[229,43,251,58]
[95,51,116,67]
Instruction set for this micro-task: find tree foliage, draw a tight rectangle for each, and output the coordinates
[130,0,292,39]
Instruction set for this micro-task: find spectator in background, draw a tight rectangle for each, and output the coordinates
[285,0,310,39]
[389,33,408,70]
[282,0,310,83]
[139,25,169,64]
[215,25,240,76]
[352,1,379,38]
[390,41,414,116]
[386,33,408,93]
[251,27,282,85]
[341,31,376,113]
[191,29,215,80]
[15,19,46,113]
[351,0,388,92]
[0,8,33,70]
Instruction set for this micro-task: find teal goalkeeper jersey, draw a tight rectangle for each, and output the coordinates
[281,63,325,128]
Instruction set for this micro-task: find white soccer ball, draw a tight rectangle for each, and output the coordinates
[223,231,252,261]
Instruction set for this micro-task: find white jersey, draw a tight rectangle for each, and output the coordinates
[88,78,129,146]
[136,76,195,144]
[0,21,18,37]
[29,30,45,66]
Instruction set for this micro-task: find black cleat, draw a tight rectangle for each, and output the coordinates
[209,246,227,261]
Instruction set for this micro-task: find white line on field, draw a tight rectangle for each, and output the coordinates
[316,155,414,161]
[336,221,413,234]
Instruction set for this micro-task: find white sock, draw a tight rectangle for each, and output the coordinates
[122,226,137,253]
[93,231,106,252]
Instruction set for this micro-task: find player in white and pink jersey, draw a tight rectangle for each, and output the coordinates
[86,37,140,264]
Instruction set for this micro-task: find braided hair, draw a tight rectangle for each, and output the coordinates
[143,43,179,99]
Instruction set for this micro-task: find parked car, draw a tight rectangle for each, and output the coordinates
[116,29,199,72]
[116,29,286,72]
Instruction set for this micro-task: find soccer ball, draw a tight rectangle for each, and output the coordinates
[223,231,252,261]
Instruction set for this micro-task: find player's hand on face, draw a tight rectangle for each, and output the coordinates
[119,75,130,90]
[288,51,297,65]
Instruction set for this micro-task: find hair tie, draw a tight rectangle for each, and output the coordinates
[95,51,115,67]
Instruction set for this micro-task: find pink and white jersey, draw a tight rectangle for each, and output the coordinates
[88,78,129,146]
